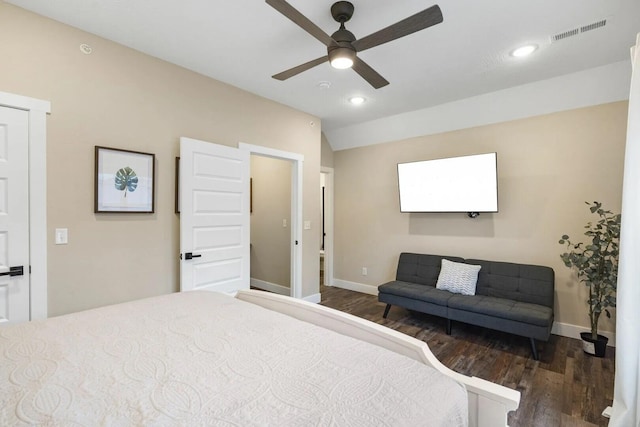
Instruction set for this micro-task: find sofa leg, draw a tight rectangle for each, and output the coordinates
[530,337,539,360]
[382,304,391,318]
[446,319,452,335]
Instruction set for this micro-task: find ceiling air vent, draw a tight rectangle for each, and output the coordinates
[553,28,579,41]
[581,19,607,33]
[551,19,607,42]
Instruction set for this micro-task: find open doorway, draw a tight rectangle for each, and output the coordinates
[239,143,303,299]
[321,167,334,288]
[249,155,291,295]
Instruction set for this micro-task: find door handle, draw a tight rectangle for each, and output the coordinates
[184,252,202,260]
[0,266,24,277]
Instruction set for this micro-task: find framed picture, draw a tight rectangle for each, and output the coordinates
[94,146,155,213]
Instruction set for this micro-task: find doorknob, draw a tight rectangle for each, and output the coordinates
[184,252,202,260]
[0,266,24,277]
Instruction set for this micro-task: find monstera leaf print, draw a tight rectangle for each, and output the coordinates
[114,166,138,197]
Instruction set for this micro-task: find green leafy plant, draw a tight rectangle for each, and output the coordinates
[114,166,138,197]
[559,201,621,340]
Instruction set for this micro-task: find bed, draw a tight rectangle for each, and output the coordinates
[0,289,519,426]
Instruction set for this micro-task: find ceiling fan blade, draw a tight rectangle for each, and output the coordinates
[266,0,335,47]
[352,57,389,89]
[352,4,443,52]
[272,56,328,81]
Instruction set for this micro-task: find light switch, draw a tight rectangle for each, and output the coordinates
[283,219,287,227]
[55,228,68,245]
[304,221,311,230]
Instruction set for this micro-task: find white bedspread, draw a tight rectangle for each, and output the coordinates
[0,291,467,426]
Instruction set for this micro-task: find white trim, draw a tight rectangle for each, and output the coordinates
[0,91,50,113]
[333,278,617,346]
[250,280,320,304]
[320,167,334,287]
[239,143,304,162]
[551,321,616,347]
[28,109,49,320]
[239,142,304,300]
[0,92,49,321]
[303,293,321,304]
[332,279,378,296]
[250,278,289,296]
[291,159,303,299]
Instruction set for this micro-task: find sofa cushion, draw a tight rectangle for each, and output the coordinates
[465,259,555,308]
[447,294,553,327]
[379,281,454,306]
[436,259,481,296]
[396,253,465,286]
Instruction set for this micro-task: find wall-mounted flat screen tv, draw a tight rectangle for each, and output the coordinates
[397,152,498,213]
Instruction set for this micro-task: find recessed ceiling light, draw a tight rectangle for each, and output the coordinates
[348,96,365,105]
[510,44,538,58]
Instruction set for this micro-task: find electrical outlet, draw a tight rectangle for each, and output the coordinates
[362,267,368,276]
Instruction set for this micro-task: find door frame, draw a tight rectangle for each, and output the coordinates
[321,167,334,287]
[0,91,50,320]
[239,143,303,299]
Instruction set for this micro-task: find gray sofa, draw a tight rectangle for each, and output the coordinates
[378,253,555,360]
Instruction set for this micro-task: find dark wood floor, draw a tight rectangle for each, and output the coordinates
[319,284,615,427]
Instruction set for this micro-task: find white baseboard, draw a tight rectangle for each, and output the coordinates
[551,321,616,347]
[250,278,290,296]
[303,293,321,304]
[251,278,321,303]
[331,279,379,296]
[331,278,616,347]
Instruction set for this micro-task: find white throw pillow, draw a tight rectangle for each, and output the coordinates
[435,259,481,296]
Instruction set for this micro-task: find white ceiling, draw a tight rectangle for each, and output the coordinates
[7,0,640,140]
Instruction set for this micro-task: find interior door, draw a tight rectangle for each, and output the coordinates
[0,106,30,324]
[179,137,250,293]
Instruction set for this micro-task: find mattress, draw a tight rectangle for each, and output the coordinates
[0,291,467,426]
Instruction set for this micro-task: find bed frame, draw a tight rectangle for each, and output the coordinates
[236,289,520,427]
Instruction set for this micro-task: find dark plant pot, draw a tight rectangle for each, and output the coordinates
[580,332,608,357]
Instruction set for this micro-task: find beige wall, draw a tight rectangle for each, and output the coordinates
[0,3,321,316]
[334,102,627,333]
[321,132,334,167]
[250,156,291,287]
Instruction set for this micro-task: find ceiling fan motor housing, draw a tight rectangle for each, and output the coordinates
[331,1,354,23]
[328,26,356,65]
[328,1,357,59]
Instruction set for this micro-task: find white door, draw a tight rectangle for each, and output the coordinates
[0,106,30,324]
[179,137,250,293]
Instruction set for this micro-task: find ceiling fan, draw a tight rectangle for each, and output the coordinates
[266,0,443,89]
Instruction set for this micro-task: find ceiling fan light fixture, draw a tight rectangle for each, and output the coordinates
[330,56,353,69]
[329,47,355,69]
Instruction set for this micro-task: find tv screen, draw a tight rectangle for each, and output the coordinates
[397,153,498,213]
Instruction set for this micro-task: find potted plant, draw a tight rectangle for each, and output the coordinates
[559,201,621,357]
